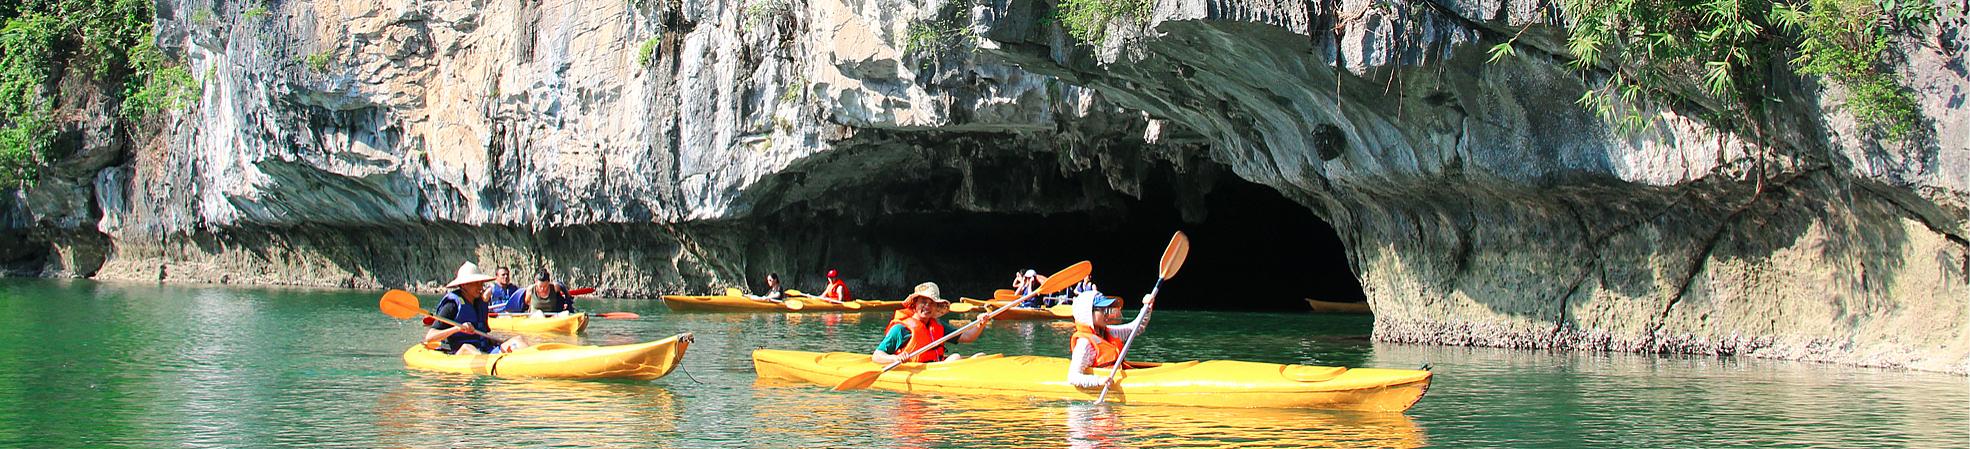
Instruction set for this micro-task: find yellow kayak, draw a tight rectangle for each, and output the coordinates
[752,349,1430,411]
[487,313,589,334]
[954,296,1122,321]
[661,294,905,312]
[404,333,693,380]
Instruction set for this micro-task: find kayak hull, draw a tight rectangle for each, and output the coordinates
[1305,298,1373,314]
[404,333,693,380]
[487,313,589,334]
[751,349,1429,411]
[661,294,904,313]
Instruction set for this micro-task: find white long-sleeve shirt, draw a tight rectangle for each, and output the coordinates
[1066,308,1152,388]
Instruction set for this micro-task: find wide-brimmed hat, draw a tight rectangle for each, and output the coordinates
[445,261,497,288]
[903,282,949,307]
[1071,290,1117,324]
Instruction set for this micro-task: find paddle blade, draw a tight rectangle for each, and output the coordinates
[994,289,1018,301]
[1036,261,1093,294]
[379,290,424,319]
[834,370,883,391]
[594,312,640,319]
[843,301,863,310]
[1048,304,1074,316]
[785,289,806,297]
[568,287,596,296]
[1159,231,1191,280]
[784,299,806,311]
[948,302,976,313]
[725,287,744,297]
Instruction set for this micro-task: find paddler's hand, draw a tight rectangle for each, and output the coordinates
[1141,293,1156,308]
[455,323,478,335]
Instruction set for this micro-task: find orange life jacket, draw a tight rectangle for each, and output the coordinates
[1072,323,1127,368]
[886,315,946,363]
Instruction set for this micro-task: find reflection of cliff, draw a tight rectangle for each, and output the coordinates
[1,1,1963,372]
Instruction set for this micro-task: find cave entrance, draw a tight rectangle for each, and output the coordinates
[776,161,1366,312]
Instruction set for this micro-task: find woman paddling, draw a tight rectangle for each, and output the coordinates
[872,282,986,364]
[1066,290,1154,388]
[423,262,532,354]
[526,270,575,315]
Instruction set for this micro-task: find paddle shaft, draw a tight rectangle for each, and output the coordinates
[1095,281,1158,403]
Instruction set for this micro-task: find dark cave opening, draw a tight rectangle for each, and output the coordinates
[755,158,1367,312]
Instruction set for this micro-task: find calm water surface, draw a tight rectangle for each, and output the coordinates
[0,278,1962,447]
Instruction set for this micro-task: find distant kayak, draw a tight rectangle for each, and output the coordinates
[661,294,905,312]
[956,296,1121,321]
[752,349,1430,411]
[1305,298,1372,314]
[487,312,589,334]
[404,333,693,380]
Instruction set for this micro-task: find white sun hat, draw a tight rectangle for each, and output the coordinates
[444,261,497,288]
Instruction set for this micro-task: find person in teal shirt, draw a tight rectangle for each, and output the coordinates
[873,282,986,364]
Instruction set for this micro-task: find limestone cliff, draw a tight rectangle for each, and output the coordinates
[1,0,1964,373]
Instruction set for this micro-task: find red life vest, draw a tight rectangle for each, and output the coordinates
[886,315,946,363]
[824,279,853,302]
[1072,323,1127,368]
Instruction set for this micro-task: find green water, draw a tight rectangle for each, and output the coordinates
[0,278,1962,448]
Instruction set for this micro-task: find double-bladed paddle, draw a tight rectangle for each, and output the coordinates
[783,289,862,311]
[1094,231,1189,404]
[833,261,1094,391]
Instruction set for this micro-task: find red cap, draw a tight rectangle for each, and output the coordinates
[827,269,839,278]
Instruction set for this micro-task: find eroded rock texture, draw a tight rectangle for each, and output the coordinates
[1,0,1963,372]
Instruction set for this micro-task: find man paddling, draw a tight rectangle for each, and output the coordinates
[820,269,852,304]
[872,282,985,364]
[1066,290,1153,388]
[485,266,529,313]
[423,262,532,354]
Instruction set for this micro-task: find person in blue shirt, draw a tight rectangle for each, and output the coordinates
[422,262,531,354]
[484,266,529,313]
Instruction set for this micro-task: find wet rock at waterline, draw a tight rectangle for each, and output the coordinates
[1,1,1963,373]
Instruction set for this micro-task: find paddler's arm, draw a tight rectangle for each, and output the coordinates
[869,325,911,364]
[421,301,475,344]
[1106,293,1156,340]
[953,319,988,343]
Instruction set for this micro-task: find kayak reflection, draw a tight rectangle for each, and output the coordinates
[374,375,681,446]
[867,394,1425,448]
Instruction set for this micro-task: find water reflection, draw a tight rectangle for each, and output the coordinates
[375,373,681,447]
[851,393,1434,447]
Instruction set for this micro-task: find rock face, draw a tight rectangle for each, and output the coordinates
[1,0,1963,373]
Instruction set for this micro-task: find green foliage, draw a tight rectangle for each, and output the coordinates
[190,7,214,26]
[1776,0,1930,139]
[637,35,661,66]
[120,30,198,122]
[0,13,59,186]
[903,20,973,54]
[1519,0,1934,140]
[243,6,270,21]
[304,50,331,73]
[1054,0,1151,44]
[744,0,790,29]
